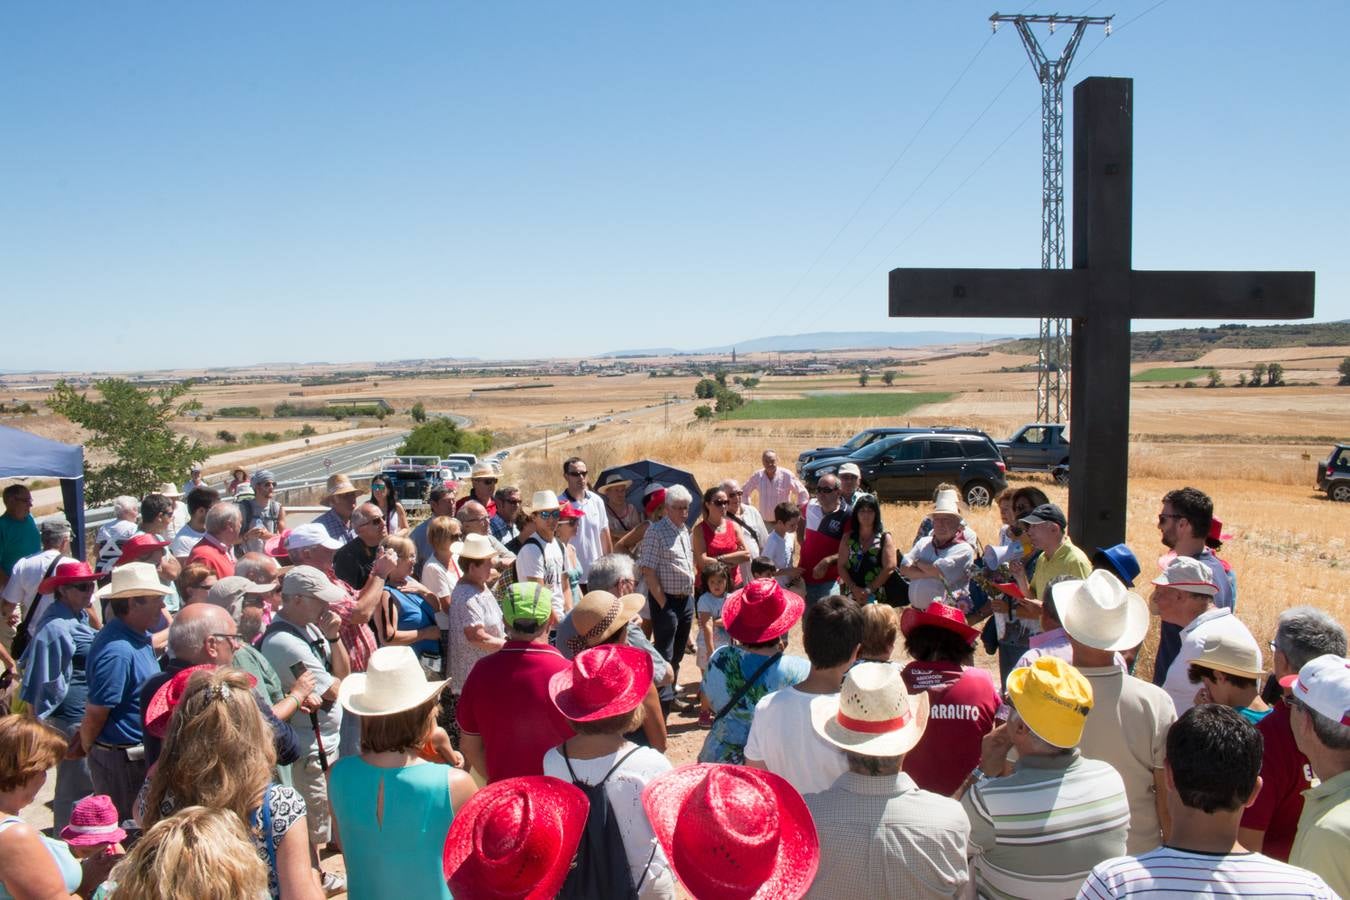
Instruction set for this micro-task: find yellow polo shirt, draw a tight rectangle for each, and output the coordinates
[1030,538,1092,599]
[1290,769,1350,898]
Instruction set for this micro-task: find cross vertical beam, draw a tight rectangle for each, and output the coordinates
[1069,77,1132,551]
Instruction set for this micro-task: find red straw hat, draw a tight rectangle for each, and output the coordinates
[59,794,127,847]
[558,501,585,521]
[442,776,589,899]
[265,530,292,558]
[1208,516,1234,543]
[642,764,819,900]
[144,665,257,739]
[900,603,980,646]
[37,560,98,595]
[548,644,653,722]
[116,533,170,566]
[722,578,804,645]
[644,487,667,515]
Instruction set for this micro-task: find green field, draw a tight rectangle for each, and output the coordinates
[722,391,954,420]
[1130,367,1211,382]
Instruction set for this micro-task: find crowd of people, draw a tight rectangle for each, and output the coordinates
[0,451,1347,899]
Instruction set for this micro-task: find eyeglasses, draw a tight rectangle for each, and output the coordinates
[208,633,241,645]
[567,470,588,478]
[538,510,561,519]
[359,519,386,530]
[1157,514,1183,525]
[372,484,388,492]
[711,499,728,507]
[817,486,838,494]
[500,497,521,505]
[68,582,97,593]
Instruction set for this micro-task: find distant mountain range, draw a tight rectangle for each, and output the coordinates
[600,330,1022,358]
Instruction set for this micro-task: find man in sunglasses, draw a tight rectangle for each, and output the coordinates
[799,474,850,607]
[456,462,501,517]
[557,456,611,592]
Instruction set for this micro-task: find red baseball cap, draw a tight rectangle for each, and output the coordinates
[116,533,170,566]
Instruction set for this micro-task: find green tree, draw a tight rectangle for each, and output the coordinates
[1206,369,1222,388]
[858,371,870,387]
[882,370,896,386]
[1250,363,1267,386]
[410,402,427,423]
[741,376,760,391]
[216,429,237,444]
[398,419,494,457]
[714,386,744,414]
[1266,362,1285,386]
[694,404,714,421]
[694,378,718,399]
[1339,357,1350,385]
[47,377,206,504]
[714,370,728,388]
[1238,373,1248,387]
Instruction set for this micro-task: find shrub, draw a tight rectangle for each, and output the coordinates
[217,406,261,418]
[216,430,237,443]
[299,424,318,437]
[694,404,714,421]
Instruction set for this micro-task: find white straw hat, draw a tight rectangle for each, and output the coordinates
[455,533,497,561]
[526,490,561,514]
[95,562,172,600]
[931,489,960,518]
[1054,569,1150,652]
[810,662,930,757]
[338,646,447,717]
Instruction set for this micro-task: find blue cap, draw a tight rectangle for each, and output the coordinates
[1093,543,1140,587]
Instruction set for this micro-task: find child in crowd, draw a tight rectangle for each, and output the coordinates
[857,602,900,666]
[94,806,269,900]
[762,502,804,593]
[696,562,733,728]
[60,795,127,861]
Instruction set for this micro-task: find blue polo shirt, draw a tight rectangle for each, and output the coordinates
[20,602,96,724]
[86,617,158,745]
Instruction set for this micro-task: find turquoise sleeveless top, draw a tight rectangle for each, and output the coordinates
[329,758,455,900]
[0,816,82,899]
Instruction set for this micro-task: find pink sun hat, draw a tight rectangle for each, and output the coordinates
[59,795,127,847]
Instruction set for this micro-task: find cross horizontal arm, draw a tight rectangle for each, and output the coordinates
[1128,270,1314,319]
[889,268,1088,318]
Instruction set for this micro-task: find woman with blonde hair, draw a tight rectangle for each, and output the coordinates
[141,667,320,900]
[98,806,269,900]
[331,646,477,899]
[375,536,442,670]
[0,715,110,899]
[419,517,461,679]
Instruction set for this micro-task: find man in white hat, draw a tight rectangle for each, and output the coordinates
[1288,655,1350,897]
[314,473,360,544]
[260,564,352,864]
[152,481,189,536]
[898,488,976,611]
[558,456,612,590]
[804,662,969,898]
[1061,569,1178,854]
[835,462,866,509]
[516,490,571,622]
[1188,632,1272,723]
[456,461,501,517]
[455,501,515,571]
[72,562,171,821]
[1152,556,1259,716]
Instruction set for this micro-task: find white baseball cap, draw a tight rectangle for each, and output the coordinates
[1282,654,1350,726]
[285,523,344,552]
[1150,556,1218,596]
[837,463,861,478]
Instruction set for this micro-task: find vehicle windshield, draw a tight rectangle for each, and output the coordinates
[853,436,904,460]
[841,430,876,451]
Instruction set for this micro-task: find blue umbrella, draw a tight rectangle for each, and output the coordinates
[594,459,703,521]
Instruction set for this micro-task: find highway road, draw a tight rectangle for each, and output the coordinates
[261,431,410,486]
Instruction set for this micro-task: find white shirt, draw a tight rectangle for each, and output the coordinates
[170,524,205,559]
[902,535,976,611]
[743,468,808,520]
[744,687,849,796]
[93,519,137,576]
[169,500,188,538]
[763,530,796,587]
[1162,607,1260,715]
[1,549,65,624]
[560,489,608,580]
[516,536,566,620]
[421,557,459,629]
[542,744,675,900]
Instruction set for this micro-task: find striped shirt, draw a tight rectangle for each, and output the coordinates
[1078,846,1337,898]
[637,516,695,597]
[963,750,1129,899]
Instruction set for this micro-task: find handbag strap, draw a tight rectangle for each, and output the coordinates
[714,652,782,723]
[18,555,63,632]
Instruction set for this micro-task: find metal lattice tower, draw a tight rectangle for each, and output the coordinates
[991,12,1112,423]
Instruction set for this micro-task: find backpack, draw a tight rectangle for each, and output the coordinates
[557,744,654,900]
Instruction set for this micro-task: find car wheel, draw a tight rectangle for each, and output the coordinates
[1331,483,1350,503]
[1053,466,1070,486]
[964,480,993,507]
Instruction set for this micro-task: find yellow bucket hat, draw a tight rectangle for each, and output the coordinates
[1007,656,1094,749]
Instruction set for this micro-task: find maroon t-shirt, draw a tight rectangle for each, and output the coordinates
[456,641,574,783]
[901,660,1000,796]
[1240,699,1314,861]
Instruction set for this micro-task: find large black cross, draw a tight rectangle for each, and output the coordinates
[889,77,1315,552]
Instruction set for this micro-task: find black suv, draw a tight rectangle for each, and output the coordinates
[1318,443,1350,502]
[800,431,1007,506]
[796,425,989,474]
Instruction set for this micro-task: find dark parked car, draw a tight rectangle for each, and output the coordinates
[1318,443,1350,502]
[997,423,1071,472]
[796,425,988,474]
[801,431,1007,506]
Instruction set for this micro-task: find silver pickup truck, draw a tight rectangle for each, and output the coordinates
[997,423,1071,473]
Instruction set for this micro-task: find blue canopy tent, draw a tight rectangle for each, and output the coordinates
[0,425,86,560]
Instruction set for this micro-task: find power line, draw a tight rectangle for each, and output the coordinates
[769,30,998,315]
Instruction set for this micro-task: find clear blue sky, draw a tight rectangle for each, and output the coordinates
[4,2,1347,371]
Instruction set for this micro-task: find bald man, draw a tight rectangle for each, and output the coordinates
[137,603,301,768]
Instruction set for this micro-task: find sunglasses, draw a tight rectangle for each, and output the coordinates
[817,486,838,494]
[538,510,561,519]
[711,499,729,507]
[372,484,388,492]
[567,470,588,478]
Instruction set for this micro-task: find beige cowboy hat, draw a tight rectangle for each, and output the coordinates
[931,488,961,518]
[526,490,561,514]
[1054,569,1150,652]
[455,533,497,562]
[154,482,184,499]
[322,473,360,503]
[811,662,930,757]
[565,591,647,655]
[95,562,173,600]
[338,646,446,717]
[470,461,498,480]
